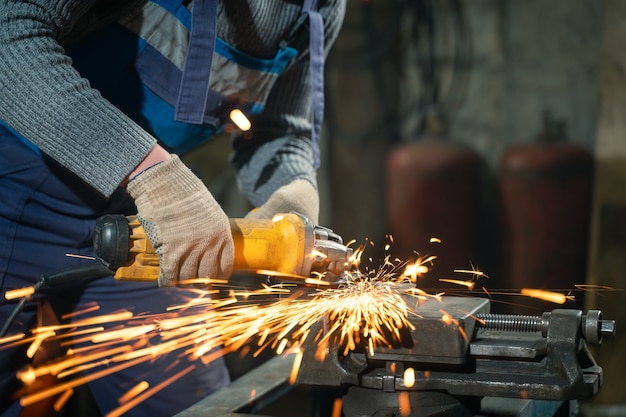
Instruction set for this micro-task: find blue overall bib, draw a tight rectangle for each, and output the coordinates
[0,0,324,415]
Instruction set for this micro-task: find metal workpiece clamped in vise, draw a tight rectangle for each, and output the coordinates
[294,293,615,417]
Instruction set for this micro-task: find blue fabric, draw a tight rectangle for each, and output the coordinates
[175,0,219,124]
[215,37,298,73]
[66,24,222,154]
[152,0,192,29]
[303,0,325,168]
[139,82,221,154]
[66,1,300,154]
[0,120,41,156]
[0,128,230,416]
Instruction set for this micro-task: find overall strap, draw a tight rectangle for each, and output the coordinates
[175,0,219,124]
[303,0,324,168]
[174,0,325,169]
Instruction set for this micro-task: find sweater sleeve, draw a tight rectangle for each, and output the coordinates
[230,0,346,207]
[0,0,156,197]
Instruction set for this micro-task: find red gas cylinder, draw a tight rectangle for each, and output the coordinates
[386,140,483,280]
[498,139,594,313]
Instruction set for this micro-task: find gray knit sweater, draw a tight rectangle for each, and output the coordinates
[0,0,345,205]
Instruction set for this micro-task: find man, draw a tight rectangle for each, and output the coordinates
[0,0,345,415]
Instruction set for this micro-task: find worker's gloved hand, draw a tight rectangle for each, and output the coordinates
[127,155,234,287]
[245,179,319,224]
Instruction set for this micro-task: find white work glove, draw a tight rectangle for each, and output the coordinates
[127,155,234,287]
[245,179,319,224]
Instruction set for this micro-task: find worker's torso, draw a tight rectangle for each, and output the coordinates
[65,0,307,154]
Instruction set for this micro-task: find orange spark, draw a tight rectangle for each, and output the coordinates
[118,381,150,404]
[398,391,411,417]
[332,398,343,417]
[53,389,74,412]
[26,331,55,359]
[430,237,442,244]
[439,278,475,290]
[575,284,621,292]
[457,325,469,344]
[4,286,35,301]
[20,356,151,407]
[20,345,132,382]
[61,327,109,347]
[276,339,288,355]
[90,325,156,343]
[65,253,96,260]
[403,367,415,388]
[44,311,133,332]
[454,262,488,279]
[0,333,25,345]
[482,287,492,298]
[178,278,229,286]
[440,311,454,325]
[17,367,36,385]
[304,277,330,286]
[105,365,195,417]
[62,304,100,319]
[520,288,569,304]
[289,349,303,385]
[402,257,432,283]
[472,314,486,326]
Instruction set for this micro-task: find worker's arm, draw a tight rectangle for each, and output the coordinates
[230,0,346,223]
[0,0,156,197]
[0,1,234,287]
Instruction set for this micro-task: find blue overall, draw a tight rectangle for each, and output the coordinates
[0,0,324,415]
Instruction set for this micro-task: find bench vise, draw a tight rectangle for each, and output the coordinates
[296,294,615,417]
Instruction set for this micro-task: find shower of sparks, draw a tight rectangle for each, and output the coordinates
[0,250,438,411]
[0,239,619,414]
